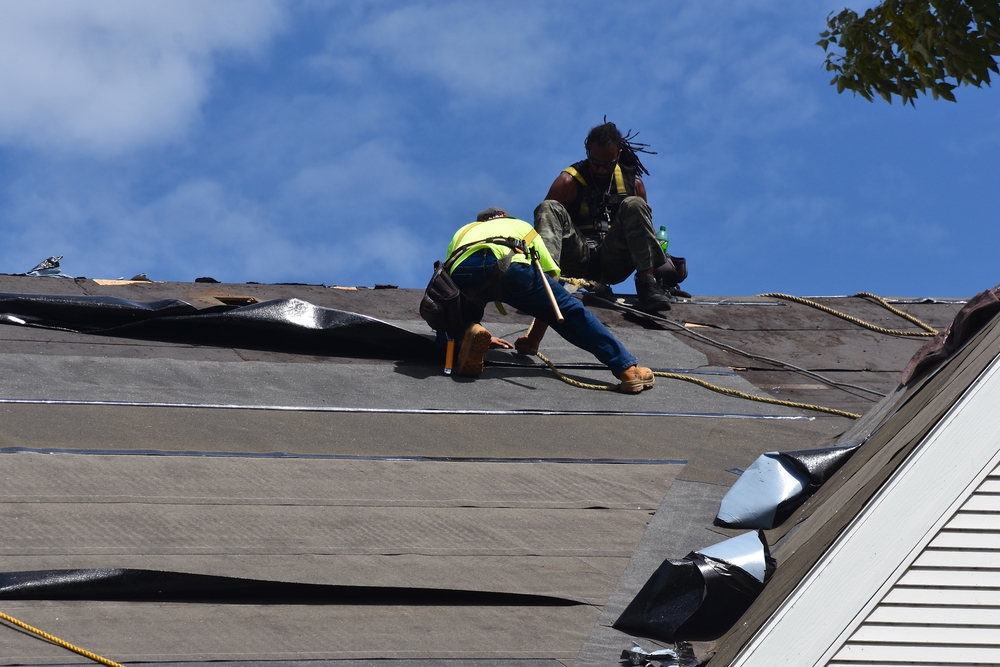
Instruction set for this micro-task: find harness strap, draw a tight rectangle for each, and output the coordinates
[563,166,587,185]
[444,236,530,272]
[444,233,540,310]
[563,165,626,194]
[612,164,626,194]
[452,220,489,248]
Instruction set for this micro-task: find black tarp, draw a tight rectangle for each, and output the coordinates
[0,293,441,361]
[613,532,775,643]
[0,568,579,606]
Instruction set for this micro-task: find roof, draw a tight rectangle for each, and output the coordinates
[0,273,970,665]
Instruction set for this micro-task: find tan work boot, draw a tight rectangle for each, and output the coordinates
[619,365,655,393]
[456,323,493,377]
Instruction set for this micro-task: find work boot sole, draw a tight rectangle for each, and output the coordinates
[619,377,655,393]
[456,325,492,377]
[619,370,655,394]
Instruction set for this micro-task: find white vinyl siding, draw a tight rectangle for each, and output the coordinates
[830,468,1000,665]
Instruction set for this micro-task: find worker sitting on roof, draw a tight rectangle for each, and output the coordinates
[446,206,655,393]
[533,119,688,313]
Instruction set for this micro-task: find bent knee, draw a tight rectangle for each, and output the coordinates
[619,195,650,214]
[534,199,569,219]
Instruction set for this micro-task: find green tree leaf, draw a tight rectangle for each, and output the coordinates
[820,0,1000,104]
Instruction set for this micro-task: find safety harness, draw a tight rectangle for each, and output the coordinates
[562,161,630,238]
[441,227,538,309]
[419,223,539,340]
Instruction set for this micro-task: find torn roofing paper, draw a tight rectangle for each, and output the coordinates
[0,568,581,606]
[715,444,860,529]
[613,531,775,643]
[0,293,441,360]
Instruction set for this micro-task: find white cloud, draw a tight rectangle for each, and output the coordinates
[320,2,561,100]
[0,0,286,154]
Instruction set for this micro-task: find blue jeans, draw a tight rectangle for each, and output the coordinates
[450,250,638,376]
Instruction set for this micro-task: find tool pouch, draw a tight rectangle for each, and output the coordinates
[654,255,688,286]
[421,236,530,337]
[419,260,464,340]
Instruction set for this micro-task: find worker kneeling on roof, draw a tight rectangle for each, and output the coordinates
[445,206,655,393]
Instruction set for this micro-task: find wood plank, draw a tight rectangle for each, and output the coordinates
[0,601,600,664]
[0,503,649,558]
[0,456,675,511]
[0,553,628,604]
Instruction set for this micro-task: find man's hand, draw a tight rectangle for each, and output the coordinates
[514,336,538,356]
[490,336,513,350]
[515,318,549,356]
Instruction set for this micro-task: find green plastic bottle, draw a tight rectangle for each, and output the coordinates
[656,225,669,255]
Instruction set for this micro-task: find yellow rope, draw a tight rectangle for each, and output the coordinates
[757,292,938,337]
[534,353,861,419]
[653,371,862,419]
[852,292,938,333]
[535,352,616,391]
[559,277,613,297]
[0,610,126,667]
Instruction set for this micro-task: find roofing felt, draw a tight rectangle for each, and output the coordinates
[0,274,971,665]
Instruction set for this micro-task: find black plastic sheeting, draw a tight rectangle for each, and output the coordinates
[0,568,580,607]
[0,292,440,361]
[714,442,860,529]
[783,442,860,485]
[613,532,775,643]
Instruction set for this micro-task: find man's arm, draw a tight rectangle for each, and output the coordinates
[543,172,578,207]
[634,177,647,202]
[515,319,548,356]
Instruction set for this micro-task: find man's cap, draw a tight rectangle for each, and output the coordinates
[476,207,510,222]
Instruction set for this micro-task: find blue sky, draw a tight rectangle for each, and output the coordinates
[0,1,996,297]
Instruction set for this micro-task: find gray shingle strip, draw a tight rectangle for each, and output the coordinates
[0,352,802,416]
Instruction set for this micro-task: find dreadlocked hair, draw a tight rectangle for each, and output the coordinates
[584,116,656,176]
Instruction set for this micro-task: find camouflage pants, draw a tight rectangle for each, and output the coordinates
[533,196,665,285]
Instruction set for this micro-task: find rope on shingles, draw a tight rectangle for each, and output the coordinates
[757,292,938,337]
[0,610,126,667]
[585,295,886,398]
[534,352,862,419]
